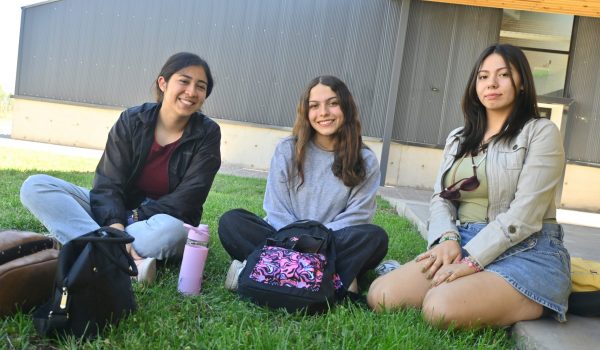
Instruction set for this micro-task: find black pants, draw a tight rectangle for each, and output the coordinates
[218,208,389,288]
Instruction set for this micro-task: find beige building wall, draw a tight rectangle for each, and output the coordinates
[561,164,600,212]
[10,98,600,212]
[12,98,120,149]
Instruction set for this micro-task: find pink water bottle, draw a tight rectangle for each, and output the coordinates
[178,223,210,295]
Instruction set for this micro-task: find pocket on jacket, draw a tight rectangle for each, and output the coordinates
[498,144,527,170]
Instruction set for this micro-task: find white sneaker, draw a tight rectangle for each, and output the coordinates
[135,257,157,285]
[224,260,246,291]
[374,259,402,276]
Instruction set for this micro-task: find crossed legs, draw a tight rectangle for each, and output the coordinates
[218,208,388,291]
[20,174,186,260]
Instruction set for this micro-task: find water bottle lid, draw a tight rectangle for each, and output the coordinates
[189,231,209,243]
[184,223,210,243]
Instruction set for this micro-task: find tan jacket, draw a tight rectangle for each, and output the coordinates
[427,118,565,267]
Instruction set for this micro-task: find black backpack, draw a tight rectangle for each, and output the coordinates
[237,220,339,314]
[33,227,138,338]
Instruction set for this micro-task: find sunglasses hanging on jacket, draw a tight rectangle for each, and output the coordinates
[439,154,487,200]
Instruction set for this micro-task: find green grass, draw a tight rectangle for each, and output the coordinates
[0,146,514,349]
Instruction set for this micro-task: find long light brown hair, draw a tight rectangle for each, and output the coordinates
[292,75,366,188]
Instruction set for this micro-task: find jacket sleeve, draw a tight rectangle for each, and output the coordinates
[138,121,221,225]
[427,131,460,247]
[325,149,379,231]
[464,120,565,267]
[263,140,298,230]
[91,112,132,226]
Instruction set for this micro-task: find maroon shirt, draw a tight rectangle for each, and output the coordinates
[135,138,180,199]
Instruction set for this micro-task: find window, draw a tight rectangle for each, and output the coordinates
[499,10,574,97]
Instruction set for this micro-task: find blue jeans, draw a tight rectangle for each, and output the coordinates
[459,222,571,322]
[20,174,187,259]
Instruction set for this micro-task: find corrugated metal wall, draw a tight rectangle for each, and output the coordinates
[565,17,600,164]
[392,0,501,145]
[16,0,600,165]
[16,0,402,138]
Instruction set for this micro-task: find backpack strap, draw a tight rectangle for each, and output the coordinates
[275,220,332,254]
[0,237,56,265]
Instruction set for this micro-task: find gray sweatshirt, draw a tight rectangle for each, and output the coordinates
[263,136,380,231]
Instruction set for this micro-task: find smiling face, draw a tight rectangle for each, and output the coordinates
[476,53,522,118]
[307,83,345,150]
[158,65,208,119]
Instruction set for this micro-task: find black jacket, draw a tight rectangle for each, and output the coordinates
[90,103,221,227]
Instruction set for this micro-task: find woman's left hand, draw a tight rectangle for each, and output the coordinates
[415,240,462,279]
[430,261,477,287]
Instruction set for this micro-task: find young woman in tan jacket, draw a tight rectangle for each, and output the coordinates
[367,44,570,328]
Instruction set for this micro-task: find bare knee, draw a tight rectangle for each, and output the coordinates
[422,288,463,329]
[367,278,389,312]
[367,275,413,312]
[367,274,422,312]
[368,263,431,312]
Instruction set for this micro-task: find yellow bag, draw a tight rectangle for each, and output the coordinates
[571,257,600,292]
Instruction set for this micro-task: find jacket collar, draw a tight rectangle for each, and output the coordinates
[446,127,464,157]
[139,102,207,142]
[138,103,160,125]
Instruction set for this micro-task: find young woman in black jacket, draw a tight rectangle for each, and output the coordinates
[20,52,221,284]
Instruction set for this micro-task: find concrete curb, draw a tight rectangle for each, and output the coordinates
[378,195,428,239]
[512,316,600,350]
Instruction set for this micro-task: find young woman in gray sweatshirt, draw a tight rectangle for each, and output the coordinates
[218,75,388,294]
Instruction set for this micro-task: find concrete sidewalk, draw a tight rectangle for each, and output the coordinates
[2,137,599,349]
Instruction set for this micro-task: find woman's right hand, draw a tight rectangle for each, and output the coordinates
[415,239,462,280]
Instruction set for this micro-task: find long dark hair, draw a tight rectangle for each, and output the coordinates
[292,75,366,188]
[153,52,214,102]
[459,44,539,158]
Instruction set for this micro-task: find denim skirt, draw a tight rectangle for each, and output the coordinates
[459,223,571,322]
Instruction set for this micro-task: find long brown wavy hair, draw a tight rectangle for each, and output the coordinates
[292,75,366,188]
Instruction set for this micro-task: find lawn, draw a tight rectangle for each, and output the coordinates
[0,145,514,349]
